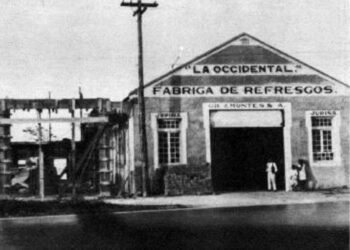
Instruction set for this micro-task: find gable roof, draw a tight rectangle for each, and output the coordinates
[127,32,349,97]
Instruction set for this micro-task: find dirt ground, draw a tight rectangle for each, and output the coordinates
[104,188,349,208]
[0,188,348,218]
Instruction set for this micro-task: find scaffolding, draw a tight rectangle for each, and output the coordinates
[0,98,128,199]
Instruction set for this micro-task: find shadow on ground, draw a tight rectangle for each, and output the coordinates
[0,202,348,250]
[0,199,185,218]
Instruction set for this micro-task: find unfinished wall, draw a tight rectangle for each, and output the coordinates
[0,101,11,195]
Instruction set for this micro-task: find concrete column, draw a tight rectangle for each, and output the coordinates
[0,100,12,195]
[98,129,112,196]
[110,127,117,185]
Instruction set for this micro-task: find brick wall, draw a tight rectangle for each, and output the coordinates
[163,163,212,196]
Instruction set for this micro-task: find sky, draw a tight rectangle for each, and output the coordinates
[0,0,349,101]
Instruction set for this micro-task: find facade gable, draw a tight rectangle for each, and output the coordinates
[143,33,349,98]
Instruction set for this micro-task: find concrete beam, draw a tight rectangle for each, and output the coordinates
[1,98,119,111]
[0,117,108,124]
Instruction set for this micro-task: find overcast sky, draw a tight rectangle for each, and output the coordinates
[0,0,348,101]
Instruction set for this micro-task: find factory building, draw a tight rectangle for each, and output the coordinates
[123,33,350,195]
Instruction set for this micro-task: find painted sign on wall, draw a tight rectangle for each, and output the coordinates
[146,84,343,97]
[175,64,312,76]
[206,102,286,109]
[310,110,337,116]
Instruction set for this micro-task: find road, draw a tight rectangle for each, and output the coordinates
[0,201,348,250]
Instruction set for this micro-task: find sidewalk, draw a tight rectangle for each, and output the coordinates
[104,189,350,208]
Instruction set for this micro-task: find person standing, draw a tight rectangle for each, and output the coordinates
[297,159,307,190]
[266,159,278,191]
[290,165,299,191]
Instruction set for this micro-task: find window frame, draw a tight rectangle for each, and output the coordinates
[151,112,188,168]
[306,110,341,167]
[158,124,181,164]
[311,117,333,161]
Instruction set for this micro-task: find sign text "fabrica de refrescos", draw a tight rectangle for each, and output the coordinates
[146,85,337,97]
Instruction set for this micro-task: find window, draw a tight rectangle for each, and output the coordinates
[158,119,181,164]
[152,112,188,168]
[306,110,341,166]
[311,117,333,161]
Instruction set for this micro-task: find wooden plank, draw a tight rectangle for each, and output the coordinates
[0,117,108,124]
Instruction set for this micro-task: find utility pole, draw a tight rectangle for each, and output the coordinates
[121,0,158,197]
[70,99,77,198]
[37,109,44,201]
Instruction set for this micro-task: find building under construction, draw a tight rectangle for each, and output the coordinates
[0,98,129,198]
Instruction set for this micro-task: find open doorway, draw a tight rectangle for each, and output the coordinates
[211,127,285,192]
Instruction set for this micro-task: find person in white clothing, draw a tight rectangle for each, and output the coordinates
[297,159,307,190]
[290,165,299,191]
[266,159,278,191]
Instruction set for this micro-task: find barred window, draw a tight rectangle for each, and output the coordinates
[311,116,333,161]
[158,119,180,129]
[158,119,181,164]
[311,117,332,127]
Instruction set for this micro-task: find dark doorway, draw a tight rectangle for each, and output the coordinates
[211,127,285,192]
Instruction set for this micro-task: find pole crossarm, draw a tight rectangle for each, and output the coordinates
[121,1,158,8]
[121,1,157,16]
